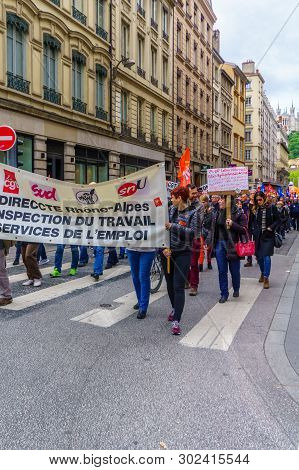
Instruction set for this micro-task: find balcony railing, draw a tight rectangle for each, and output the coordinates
[96,25,108,41]
[72,97,87,113]
[121,122,131,136]
[151,76,158,87]
[150,133,158,145]
[176,47,183,56]
[193,107,198,115]
[151,18,158,31]
[194,151,198,158]
[163,84,169,94]
[163,31,169,42]
[50,0,60,6]
[186,102,191,112]
[96,106,108,121]
[137,127,146,141]
[43,86,61,105]
[137,66,146,79]
[186,12,192,22]
[177,96,183,106]
[72,6,87,25]
[7,72,30,94]
[137,3,145,18]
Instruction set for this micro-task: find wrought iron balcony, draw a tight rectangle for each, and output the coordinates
[137,127,146,141]
[72,6,87,25]
[137,66,146,79]
[96,25,108,41]
[121,122,131,136]
[137,3,145,18]
[43,86,61,105]
[163,84,169,94]
[194,151,198,158]
[151,76,158,87]
[96,106,108,121]
[151,18,158,31]
[72,97,87,113]
[177,96,183,106]
[163,31,169,42]
[150,133,158,145]
[193,107,198,115]
[50,0,60,6]
[162,138,169,149]
[7,72,30,94]
[176,47,183,56]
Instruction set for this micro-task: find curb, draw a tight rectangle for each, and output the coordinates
[265,236,299,403]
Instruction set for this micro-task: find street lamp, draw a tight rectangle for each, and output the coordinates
[112,57,135,80]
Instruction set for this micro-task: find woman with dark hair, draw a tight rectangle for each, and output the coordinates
[210,197,248,303]
[161,186,198,335]
[252,191,281,289]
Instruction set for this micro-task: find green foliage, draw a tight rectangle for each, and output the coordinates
[289,170,299,185]
[288,132,299,159]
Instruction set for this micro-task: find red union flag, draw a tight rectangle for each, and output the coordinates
[177,148,191,187]
[3,169,19,194]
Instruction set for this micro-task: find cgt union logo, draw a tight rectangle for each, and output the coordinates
[117,177,148,198]
[31,183,58,201]
[74,188,99,205]
[3,169,19,194]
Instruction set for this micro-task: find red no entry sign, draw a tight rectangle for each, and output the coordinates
[0,126,17,152]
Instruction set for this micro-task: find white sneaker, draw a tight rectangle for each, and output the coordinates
[22,280,34,286]
[39,258,49,265]
[33,279,42,287]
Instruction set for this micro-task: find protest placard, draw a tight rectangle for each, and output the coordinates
[0,163,168,248]
[207,167,249,193]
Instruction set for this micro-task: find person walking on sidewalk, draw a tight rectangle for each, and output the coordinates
[21,243,42,287]
[187,184,204,296]
[242,193,254,267]
[252,191,281,289]
[276,200,289,239]
[50,244,79,277]
[126,248,156,319]
[211,197,248,303]
[161,186,198,335]
[198,194,213,272]
[290,198,299,231]
[0,239,14,306]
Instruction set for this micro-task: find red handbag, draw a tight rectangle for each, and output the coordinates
[235,229,255,257]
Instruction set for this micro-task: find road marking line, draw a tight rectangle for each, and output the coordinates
[8,263,70,284]
[180,278,263,351]
[1,266,130,311]
[71,284,167,328]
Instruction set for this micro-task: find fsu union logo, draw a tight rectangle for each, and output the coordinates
[74,188,99,205]
[30,182,58,201]
[3,169,19,194]
[117,177,148,198]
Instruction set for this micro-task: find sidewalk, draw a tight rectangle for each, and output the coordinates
[265,233,299,403]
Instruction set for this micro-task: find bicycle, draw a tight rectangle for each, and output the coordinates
[150,252,164,294]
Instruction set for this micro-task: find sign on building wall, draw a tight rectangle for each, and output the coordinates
[0,163,169,248]
[207,167,249,193]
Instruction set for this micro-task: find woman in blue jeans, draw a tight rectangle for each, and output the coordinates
[126,248,156,319]
[252,191,281,289]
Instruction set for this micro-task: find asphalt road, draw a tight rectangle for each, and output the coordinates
[0,235,298,450]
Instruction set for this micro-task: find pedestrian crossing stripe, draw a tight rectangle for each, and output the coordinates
[0,265,130,311]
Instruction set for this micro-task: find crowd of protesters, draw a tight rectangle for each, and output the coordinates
[0,185,298,337]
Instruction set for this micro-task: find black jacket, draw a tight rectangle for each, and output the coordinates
[211,206,247,258]
[168,205,198,252]
[252,204,281,257]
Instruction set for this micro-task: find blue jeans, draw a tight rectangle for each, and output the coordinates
[119,247,126,258]
[127,250,156,313]
[37,244,47,262]
[93,247,104,275]
[215,240,241,299]
[55,244,79,272]
[79,246,89,264]
[258,256,271,278]
[106,247,118,267]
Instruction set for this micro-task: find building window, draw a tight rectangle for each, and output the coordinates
[121,90,128,124]
[162,57,168,91]
[200,49,204,73]
[234,135,238,160]
[245,149,251,160]
[43,35,61,104]
[96,65,107,120]
[72,51,85,101]
[245,114,252,124]
[186,33,190,59]
[177,22,182,51]
[245,97,252,106]
[150,106,156,134]
[120,155,158,177]
[193,126,198,153]
[162,112,167,141]
[72,0,86,25]
[75,146,109,184]
[245,131,252,142]
[137,36,144,69]
[121,21,129,58]
[240,139,244,161]
[194,42,198,67]
[186,78,190,104]
[162,7,168,36]
[137,98,144,138]
[151,47,157,78]
[96,0,108,39]
[6,13,30,93]
[186,122,190,148]
[246,81,251,90]
[194,5,198,26]
[151,0,157,21]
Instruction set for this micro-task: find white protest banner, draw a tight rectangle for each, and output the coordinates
[207,167,249,193]
[0,163,169,248]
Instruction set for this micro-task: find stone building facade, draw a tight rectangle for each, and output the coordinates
[219,67,234,167]
[173,0,216,186]
[212,29,223,169]
[276,126,289,190]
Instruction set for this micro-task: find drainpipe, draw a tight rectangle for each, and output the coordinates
[109,0,115,134]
